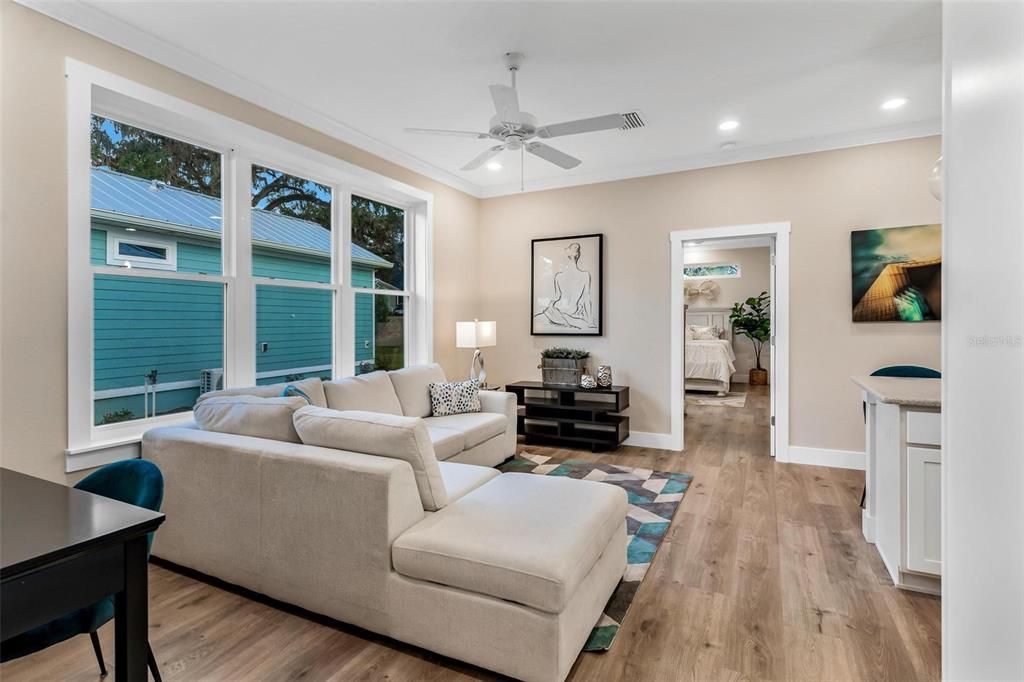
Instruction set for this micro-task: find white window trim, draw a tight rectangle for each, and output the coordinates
[105,227,178,271]
[66,59,434,470]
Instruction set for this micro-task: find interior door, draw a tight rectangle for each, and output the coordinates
[769,237,777,457]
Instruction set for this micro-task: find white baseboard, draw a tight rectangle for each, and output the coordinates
[623,431,676,451]
[783,445,865,470]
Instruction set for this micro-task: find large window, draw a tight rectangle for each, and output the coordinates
[90,115,225,425]
[251,165,334,385]
[68,67,432,464]
[352,196,408,375]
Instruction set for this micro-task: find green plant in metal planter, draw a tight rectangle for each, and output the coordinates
[729,291,771,385]
[539,347,591,387]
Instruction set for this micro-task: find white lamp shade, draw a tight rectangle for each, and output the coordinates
[456,320,497,348]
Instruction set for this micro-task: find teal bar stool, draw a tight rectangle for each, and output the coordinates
[1,460,165,680]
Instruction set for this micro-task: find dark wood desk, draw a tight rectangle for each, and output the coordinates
[1,468,164,680]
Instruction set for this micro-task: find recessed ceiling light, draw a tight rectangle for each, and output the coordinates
[485,161,503,171]
[718,119,740,132]
[881,97,908,110]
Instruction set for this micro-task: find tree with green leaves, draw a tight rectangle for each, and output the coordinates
[91,116,405,277]
[729,291,771,371]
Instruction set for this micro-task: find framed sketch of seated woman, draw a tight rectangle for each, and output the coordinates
[531,233,603,336]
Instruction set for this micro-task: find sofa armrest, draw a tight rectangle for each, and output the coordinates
[479,390,515,419]
[478,390,518,459]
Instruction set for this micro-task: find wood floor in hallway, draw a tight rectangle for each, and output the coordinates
[2,385,940,681]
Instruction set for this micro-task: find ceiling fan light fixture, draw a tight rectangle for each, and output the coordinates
[486,161,503,171]
[718,119,740,132]
[881,97,908,110]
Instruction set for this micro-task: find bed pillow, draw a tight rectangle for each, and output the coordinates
[428,379,482,417]
[688,324,723,340]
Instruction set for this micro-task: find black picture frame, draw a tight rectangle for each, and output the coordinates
[530,233,604,336]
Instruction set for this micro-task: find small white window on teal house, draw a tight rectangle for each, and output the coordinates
[106,228,177,271]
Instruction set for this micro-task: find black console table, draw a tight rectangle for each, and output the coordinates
[505,381,630,452]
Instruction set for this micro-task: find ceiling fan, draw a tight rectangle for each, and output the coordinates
[405,52,626,173]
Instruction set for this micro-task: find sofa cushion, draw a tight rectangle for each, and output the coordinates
[392,473,627,613]
[194,395,307,443]
[427,427,465,460]
[388,364,447,418]
[292,406,447,511]
[196,377,327,408]
[424,413,506,449]
[322,371,403,415]
[436,461,500,503]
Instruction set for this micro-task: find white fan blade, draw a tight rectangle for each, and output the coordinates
[536,113,626,139]
[461,145,505,171]
[405,128,492,139]
[525,142,581,169]
[489,84,520,122]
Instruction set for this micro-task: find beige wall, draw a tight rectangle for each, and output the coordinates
[0,3,481,482]
[478,136,942,452]
[684,246,771,379]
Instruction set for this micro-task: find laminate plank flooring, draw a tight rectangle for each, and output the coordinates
[2,385,940,681]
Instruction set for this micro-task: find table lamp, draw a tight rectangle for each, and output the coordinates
[456,319,497,385]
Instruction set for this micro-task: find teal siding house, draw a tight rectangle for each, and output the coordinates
[90,168,390,425]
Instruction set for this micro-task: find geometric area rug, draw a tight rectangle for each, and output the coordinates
[497,453,693,651]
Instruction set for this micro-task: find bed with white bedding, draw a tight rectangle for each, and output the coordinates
[685,308,736,395]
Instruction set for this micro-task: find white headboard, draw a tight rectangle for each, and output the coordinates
[685,307,733,341]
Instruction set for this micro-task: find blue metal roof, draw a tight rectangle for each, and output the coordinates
[90,167,391,268]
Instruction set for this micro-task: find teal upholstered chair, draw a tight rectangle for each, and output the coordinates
[0,459,164,680]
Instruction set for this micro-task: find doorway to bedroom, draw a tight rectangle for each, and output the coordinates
[670,222,790,459]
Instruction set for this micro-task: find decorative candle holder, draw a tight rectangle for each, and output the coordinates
[596,365,613,387]
[580,374,597,389]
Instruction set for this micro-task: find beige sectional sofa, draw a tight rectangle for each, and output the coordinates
[143,365,628,681]
[192,363,516,467]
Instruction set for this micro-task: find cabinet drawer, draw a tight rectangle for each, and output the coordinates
[906,410,941,446]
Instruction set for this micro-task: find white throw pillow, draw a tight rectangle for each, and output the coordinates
[292,406,448,511]
[428,380,482,417]
[194,395,307,443]
[688,324,722,340]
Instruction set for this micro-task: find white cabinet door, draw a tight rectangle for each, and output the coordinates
[907,446,942,575]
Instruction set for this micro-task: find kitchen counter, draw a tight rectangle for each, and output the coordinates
[854,375,942,595]
[851,375,941,408]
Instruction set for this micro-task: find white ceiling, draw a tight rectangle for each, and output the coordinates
[26,0,941,198]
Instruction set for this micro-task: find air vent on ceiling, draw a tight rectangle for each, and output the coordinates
[620,111,646,131]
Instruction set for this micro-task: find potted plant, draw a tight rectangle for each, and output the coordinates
[729,291,771,385]
[539,347,590,387]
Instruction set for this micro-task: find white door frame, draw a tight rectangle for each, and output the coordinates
[669,222,791,458]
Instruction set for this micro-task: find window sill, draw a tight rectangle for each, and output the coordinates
[65,414,195,472]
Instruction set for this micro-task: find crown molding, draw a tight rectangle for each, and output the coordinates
[19,0,940,202]
[477,119,941,198]
[16,0,483,198]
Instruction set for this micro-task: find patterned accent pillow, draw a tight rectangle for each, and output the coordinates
[280,384,314,404]
[428,380,482,417]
